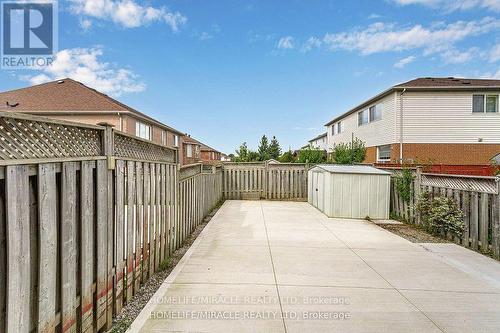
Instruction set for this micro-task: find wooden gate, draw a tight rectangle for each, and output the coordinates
[222,162,309,201]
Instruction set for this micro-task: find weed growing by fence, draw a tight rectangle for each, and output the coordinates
[416,192,465,238]
[394,168,414,204]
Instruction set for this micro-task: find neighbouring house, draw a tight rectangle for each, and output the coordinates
[180,135,223,165]
[200,144,222,163]
[308,132,328,150]
[325,77,500,173]
[0,78,185,158]
[221,153,231,162]
[181,135,202,165]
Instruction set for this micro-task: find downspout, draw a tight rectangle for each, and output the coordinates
[399,88,406,164]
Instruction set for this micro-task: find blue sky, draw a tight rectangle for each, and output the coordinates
[1,0,499,154]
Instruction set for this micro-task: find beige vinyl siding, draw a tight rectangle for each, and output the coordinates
[327,92,397,151]
[397,91,500,144]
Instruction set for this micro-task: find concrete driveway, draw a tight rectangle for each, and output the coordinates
[130,200,500,333]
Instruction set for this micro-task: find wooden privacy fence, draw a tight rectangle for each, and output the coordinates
[178,164,223,244]
[390,168,500,258]
[222,162,309,200]
[0,112,223,333]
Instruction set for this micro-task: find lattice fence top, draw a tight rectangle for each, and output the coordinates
[179,164,202,180]
[421,174,498,194]
[114,132,176,163]
[0,114,102,160]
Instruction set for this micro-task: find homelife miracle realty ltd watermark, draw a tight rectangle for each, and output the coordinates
[1,0,58,69]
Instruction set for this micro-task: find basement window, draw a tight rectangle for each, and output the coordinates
[377,145,391,162]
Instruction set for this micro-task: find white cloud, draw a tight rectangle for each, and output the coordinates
[490,44,500,62]
[394,55,416,68]
[480,69,500,78]
[69,0,187,30]
[79,18,92,30]
[301,37,322,52]
[441,47,480,64]
[322,17,499,55]
[25,47,145,97]
[277,36,295,49]
[391,0,500,12]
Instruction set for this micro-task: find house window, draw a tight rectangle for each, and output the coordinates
[161,130,167,145]
[337,121,344,133]
[186,144,193,158]
[486,95,499,113]
[195,145,200,158]
[332,125,337,135]
[377,145,391,162]
[369,104,382,122]
[473,94,499,113]
[135,121,151,140]
[174,135,179,147]
[358,110,369,126]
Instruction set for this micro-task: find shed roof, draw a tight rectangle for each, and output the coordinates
[311,164,391,175]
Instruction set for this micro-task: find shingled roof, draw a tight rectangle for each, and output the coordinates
[325,77,500,126]
[0,78,184,134]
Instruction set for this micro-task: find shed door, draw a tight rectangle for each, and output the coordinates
[312,172,319,207]
[317,172,325,211]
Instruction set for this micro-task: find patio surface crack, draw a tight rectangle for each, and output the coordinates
[260,202,289,333]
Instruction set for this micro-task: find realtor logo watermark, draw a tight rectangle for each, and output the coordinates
[1,0,58,69]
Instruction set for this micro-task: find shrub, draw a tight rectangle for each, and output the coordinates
[416,192,465,238]
[331,138,366,164]
[297,147,326,163]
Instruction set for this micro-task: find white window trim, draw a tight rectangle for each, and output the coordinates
[186,144,193,158]
[174,135,179,147]
[376,145,391,163]
[161,130,167,145]
[358,109,369,126]
[472,93,499,113]
[135,121,151,140]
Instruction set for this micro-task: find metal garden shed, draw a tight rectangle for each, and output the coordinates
[308,165,391,219]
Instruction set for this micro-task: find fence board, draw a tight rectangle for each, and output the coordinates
[142,163,150,282]
[470,192,479,250]
[149,164,156,276]
[96,160,108,330]
[125,161,135,302]
[479,193,489,252]
[37,164,57,333]
[61,162,77,333]
[6,165,30,333]
[134,162,142,291]
[80,161,94,333]
[114,160,125,313]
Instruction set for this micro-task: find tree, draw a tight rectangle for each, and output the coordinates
[279,149,295,163]
[234,142,249,162]
[257,135,270,161]
[297,147,326,163]
[331,138,366,164]
[268,136,281,159]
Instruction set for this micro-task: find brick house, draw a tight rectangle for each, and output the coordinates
[325,77,500,172]
[180,135,222,165]
[181,135,202,165]
[200,144,222,163]
[0,78,197,163]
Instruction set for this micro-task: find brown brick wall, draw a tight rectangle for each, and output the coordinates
[363,143,499,165]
